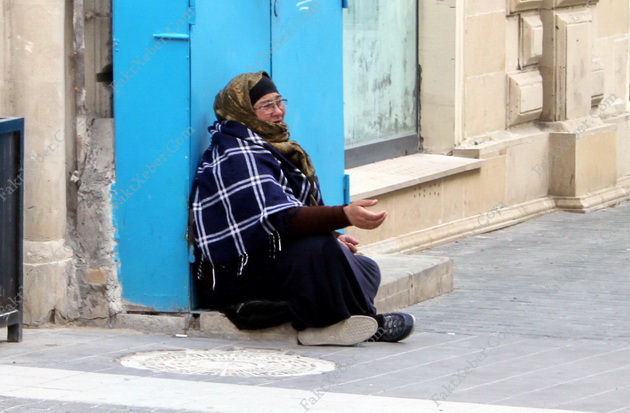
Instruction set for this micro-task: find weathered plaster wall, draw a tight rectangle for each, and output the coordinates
[70,0,121,324]
[74,118,122,323]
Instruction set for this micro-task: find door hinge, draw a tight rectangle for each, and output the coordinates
[343,173,351,204]
[342,0,349,9]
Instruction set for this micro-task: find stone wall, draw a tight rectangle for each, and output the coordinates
[420,0,629,157]
[1,0,120,326]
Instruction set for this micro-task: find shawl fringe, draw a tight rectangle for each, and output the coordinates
[197,230,284,290]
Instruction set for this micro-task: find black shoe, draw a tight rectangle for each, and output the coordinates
[220,300,291,330]
[370,312,415,342]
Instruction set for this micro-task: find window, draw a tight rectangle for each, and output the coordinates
[343,0,419,167]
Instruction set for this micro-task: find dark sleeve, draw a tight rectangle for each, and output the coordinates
[276,206,351,238]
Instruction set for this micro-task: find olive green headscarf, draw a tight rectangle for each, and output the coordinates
[213,71,318,192]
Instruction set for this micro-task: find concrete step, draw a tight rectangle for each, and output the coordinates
[113,254,453,343]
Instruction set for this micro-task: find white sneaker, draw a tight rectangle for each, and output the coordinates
[297,316,378,346]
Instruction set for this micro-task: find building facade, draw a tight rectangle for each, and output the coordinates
[0,0,628,325]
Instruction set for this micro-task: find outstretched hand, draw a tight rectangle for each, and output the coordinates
[343,199,387,230]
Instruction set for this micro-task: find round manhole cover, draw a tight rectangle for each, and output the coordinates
[118,348,336,377]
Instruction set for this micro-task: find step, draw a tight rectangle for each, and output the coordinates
[113,254,453,343]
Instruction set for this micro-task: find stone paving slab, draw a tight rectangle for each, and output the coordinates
[0,364,585,413]
[413,201,630,341]
[2,327,628,412]
[0,396,204,413]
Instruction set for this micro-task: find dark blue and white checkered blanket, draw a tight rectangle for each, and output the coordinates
[192,120,321,277]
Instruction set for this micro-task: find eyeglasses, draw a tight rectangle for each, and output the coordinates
[253,98,287,114]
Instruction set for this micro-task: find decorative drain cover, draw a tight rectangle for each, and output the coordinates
[118,348,336,377]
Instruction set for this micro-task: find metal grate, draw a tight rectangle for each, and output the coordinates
[118,348,336,377]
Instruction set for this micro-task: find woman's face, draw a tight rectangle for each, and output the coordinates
[253,92,286,123]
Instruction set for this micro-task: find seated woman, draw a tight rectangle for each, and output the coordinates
[191,71,414,346]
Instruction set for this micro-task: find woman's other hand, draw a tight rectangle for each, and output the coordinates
[343,199,387,230]
[337,234,359,253]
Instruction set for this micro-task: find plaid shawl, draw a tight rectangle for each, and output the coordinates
[192,120,322,279]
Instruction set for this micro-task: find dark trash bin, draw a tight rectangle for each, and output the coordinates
[0,117,24,342]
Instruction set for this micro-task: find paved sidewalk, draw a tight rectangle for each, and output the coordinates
[1,200,629,412]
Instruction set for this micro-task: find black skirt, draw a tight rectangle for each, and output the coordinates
[195,234,381,330]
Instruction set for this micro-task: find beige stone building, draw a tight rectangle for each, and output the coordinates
[1,0,628,326]
[349,0,630,254]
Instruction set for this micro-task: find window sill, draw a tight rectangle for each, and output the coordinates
[346,153,484,201]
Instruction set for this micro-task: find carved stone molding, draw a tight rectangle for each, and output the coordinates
[591,56,604,106]
[541,0,590,8]
[508,70,544,126]
[540,8,592,121]
[508,0,543,14]
[520,14,543,67]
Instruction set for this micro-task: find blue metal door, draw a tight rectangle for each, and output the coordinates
[189,0,271,309]
[114,0,344,312]
[113,0,193,311]
[190,1,271,179]
[271,0,345,206]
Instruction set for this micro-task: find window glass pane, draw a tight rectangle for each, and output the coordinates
[343,0,418,150]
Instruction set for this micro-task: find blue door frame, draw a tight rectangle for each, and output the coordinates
[114,0,344,311]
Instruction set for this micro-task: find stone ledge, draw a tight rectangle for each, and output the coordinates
[189,254,453,342]
[112,313,191,336]
[347,154,484,201]
[452,124,548,159]
[358,197,558,255]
